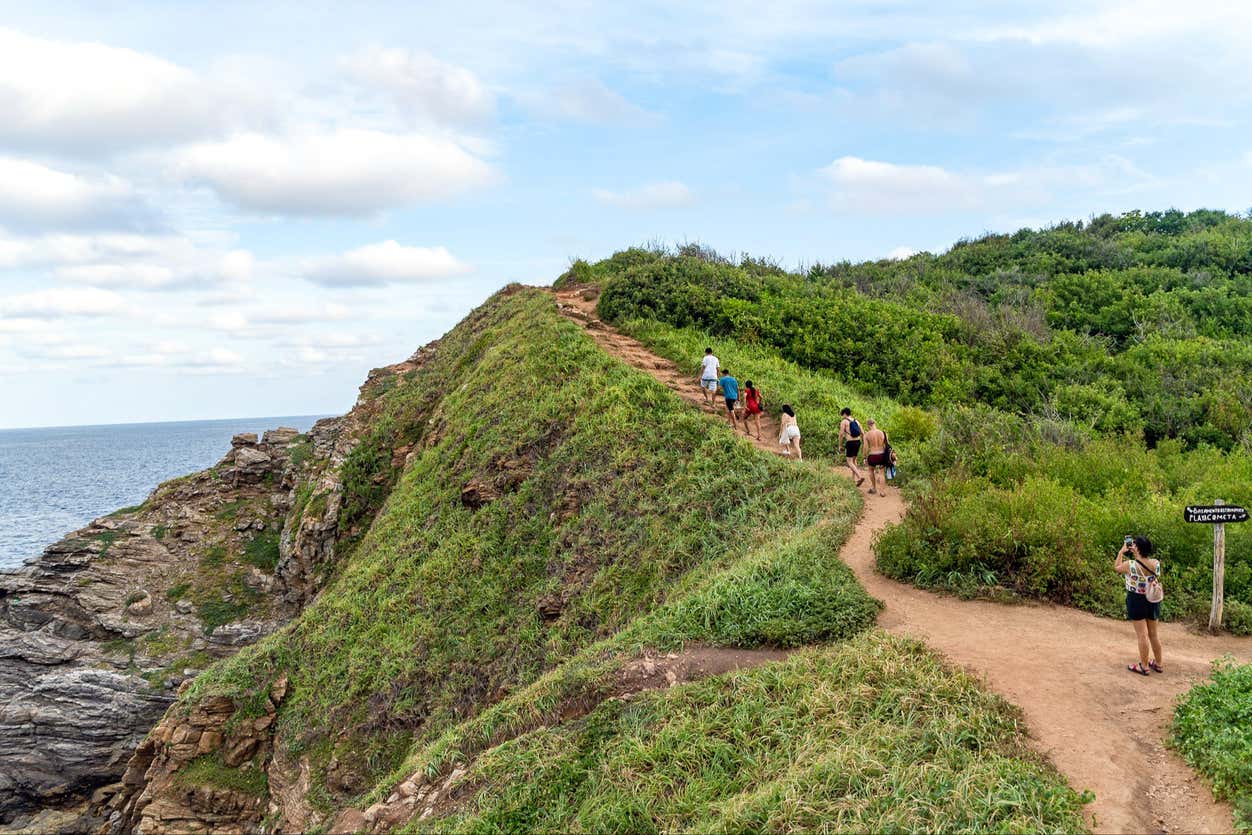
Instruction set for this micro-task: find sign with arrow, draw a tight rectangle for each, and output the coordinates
[1184,505,1249,524]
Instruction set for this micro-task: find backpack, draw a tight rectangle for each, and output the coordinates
[848,418,862,438]
[1134,557,1165,604]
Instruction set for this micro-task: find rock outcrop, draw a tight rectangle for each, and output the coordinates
[1,344,442,828]
[0,429,310,825]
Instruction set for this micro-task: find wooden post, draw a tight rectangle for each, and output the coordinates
[1209,499,1226,632]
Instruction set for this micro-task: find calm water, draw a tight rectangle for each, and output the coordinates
[0,416,329,571]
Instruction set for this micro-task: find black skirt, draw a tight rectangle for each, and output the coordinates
[1126,590,1160,621]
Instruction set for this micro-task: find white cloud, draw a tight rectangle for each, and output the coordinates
[0,287,126,319]
[0,231,256,290]
[818,154,1160,214]
[340,46,494,125]
[523,78,655,125]
[170,129,495,215]
[302,240,471,287]
[593,181,696,210]
[820,157,978,213]
[885,246,918,260]
[0,27,265,154]
[0,157,148,230]
[207,303,353,332]
[18,343,111,360]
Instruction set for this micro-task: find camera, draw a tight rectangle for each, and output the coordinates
[1124,535,1134,546]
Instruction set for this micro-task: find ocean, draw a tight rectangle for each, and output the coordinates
[0,415,329,571]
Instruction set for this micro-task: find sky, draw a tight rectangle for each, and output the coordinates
[1,1,1250,429]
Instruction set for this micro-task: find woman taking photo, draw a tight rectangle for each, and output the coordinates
[1114,535,1163,676]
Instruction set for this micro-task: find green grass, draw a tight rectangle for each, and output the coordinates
[178,755,269,798]
[215,499,250,521]
[167,287,1094,829]
[165,582,191,602]
[423,632,1089,834]
[243,531,281,572]
[196,595,251,634]
[109,503,146,517]
[180,288,867,807]
[1173,660,1252,832]
[152,524,168,541]
[200,543,228,568]
[90,530,121,555]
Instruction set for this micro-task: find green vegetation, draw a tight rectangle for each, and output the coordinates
[288,437,313,469]
[588,211,1252,449]
[152,524,167,541]
[876,417,1252,626]
[243,530,281,573]
[579,214,1252,630]
[164,286,1096,832]
[109,503,146,517]
[423,633,1087,834]
[178,755,269,798]
[196,595,252,634]
[1173,660,1252,832]
[215,499,250,521]
[200,543,228,568]
[165,582,190,602]
[184,288,867,805]
[90,530,121,555]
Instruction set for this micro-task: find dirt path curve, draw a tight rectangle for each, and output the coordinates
[554,286,1251,835]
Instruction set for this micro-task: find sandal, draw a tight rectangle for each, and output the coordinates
[1127,662,1149,676]
[1149,660,1164,673]
[856,477,865,487]
[867,489,877,495]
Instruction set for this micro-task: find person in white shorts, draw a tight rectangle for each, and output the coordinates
[696,347,720,406]
[779,404,802,460]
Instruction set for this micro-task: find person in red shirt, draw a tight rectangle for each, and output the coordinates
[741,380,764,440]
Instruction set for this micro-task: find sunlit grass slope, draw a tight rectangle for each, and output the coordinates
[418,633,1089,834]
[179,287,869,808]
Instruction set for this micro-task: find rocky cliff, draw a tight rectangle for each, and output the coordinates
[0,346,430,831]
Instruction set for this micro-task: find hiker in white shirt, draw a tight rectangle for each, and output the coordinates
[696,347,720,407]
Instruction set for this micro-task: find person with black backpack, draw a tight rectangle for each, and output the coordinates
[838,407,866,487]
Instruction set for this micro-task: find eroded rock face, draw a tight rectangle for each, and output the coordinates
[0,430,309,824]
[107,677,289,835]
[3,341,446,829]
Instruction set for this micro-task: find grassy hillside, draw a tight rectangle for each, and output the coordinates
[420,634,1087,834]
[150,286,1090,832]
[178,287,873,812]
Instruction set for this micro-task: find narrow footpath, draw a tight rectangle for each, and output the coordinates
[554,286,1252,835]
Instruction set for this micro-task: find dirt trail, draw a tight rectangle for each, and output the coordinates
[554,286,1252,835]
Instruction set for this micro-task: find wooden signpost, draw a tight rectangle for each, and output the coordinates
[1184,500,1249,631]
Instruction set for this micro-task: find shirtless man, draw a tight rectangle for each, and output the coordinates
[862,419,889,495]
[695,347,720,407]
[838,407,866,487]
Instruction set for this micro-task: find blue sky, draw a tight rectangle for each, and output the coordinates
[1,1,1250,428]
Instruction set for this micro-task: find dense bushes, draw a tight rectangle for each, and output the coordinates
[1173,660,1252,832]
[875,406,1252,628]
[589,210,1252,450]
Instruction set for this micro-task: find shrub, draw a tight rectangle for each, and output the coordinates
[1173,660,1252,832]
[887,406,937,444]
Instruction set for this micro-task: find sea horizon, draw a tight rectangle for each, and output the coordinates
[0,414,334,570]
